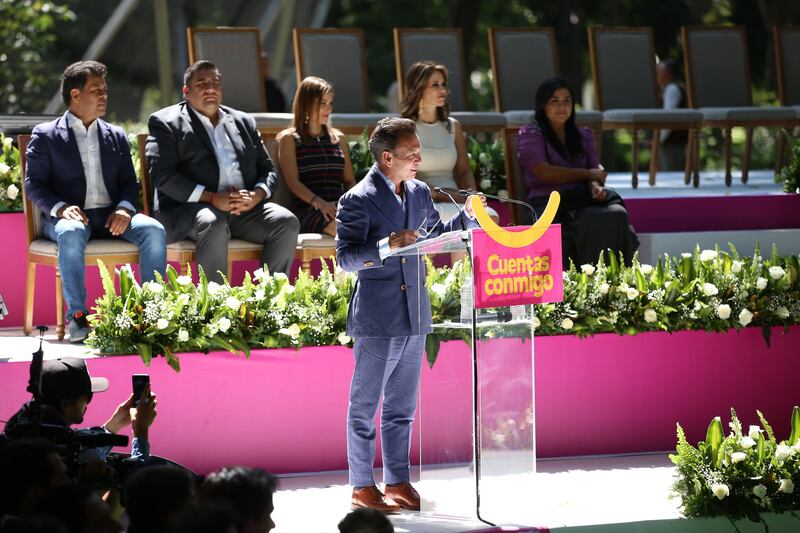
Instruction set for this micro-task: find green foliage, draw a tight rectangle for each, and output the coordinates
[87,260,356,369]
[88,245,800,369]
[0,133,21,211]
[347,129,374,182]
[0,0,75,113]
[532,245,800,341]
[670,408,800,520]
[779,130,800,194]
[467,136,506,196]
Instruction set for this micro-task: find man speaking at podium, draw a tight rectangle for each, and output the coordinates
[336,117,481,513]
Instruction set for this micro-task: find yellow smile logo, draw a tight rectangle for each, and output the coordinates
[469,192,560,248]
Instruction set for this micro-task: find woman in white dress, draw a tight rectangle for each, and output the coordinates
[399,61,498,222]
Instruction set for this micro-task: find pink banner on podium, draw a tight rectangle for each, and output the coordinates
[471,225,563,308]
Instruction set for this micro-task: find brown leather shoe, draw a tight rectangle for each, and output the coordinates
[351,486,401,514]
[384,482,421,511]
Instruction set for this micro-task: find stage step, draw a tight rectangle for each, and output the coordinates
[638,228,800,265]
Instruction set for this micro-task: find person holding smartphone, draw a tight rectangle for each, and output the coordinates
[4,359,158,467]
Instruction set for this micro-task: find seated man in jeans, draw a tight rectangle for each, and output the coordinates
[25,61,167,342]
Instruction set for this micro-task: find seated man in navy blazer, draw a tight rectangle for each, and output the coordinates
[336,117,482,513]
[146,60,299,283]
[25,61,167,343]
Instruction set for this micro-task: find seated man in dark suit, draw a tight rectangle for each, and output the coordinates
[146,60,299,283]
[24,61,167,343]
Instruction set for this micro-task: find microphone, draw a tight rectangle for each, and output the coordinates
[456,189,538,223]
[433,187,466,231]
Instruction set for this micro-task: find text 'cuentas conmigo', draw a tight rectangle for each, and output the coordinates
[483,254,554,297]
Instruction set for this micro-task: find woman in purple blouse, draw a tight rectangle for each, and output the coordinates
[518,78,638,268]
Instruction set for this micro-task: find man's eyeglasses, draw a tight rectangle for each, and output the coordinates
[415,207,430,238]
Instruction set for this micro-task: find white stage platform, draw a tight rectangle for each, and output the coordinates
[272,453,798,533]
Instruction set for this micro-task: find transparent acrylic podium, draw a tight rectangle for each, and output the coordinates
[389,229,536,526]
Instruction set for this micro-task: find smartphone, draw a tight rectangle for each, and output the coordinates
[132,374,150,407]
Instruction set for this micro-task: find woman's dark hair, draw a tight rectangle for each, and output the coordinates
[399,61,452,132]
[534,77,584,160]
[291,76,336,142]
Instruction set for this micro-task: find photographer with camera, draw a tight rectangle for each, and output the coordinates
[3,357,158,476]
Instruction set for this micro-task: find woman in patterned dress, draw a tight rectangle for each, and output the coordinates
[277,76,355,236]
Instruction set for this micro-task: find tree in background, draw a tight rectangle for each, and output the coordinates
[0,0,74,113]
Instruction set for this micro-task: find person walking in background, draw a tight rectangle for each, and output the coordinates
[276,76,355,237]
[24,61,166,342]
[517,77,638,269]
[146,60,299,283]
[656,59,689,171]
[399,61,498,222]
[260,51,287,113]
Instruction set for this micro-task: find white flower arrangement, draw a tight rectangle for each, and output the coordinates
[711,483,729,500]
[87,246,799,370]
[702,283,719,297]
[0,133,22,211]
[672,407,800,519]
[699,249,718,262]
[738,308,753,326]
[740,436,756,449]
[769,266,786,280]
[730,451,747,463]
[225,296,241,310]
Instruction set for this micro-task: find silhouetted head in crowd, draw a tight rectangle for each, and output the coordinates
[174,499,238,533]
[291,76,335,141]
[534,77,584,160]
[200,466,278,533]
[37,484,121,533]
[0,439,71,519]
[337,508,394,533]
[400,61,451,128]
[124,465,195,533]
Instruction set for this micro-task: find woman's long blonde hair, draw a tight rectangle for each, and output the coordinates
[399,61,451,131]
[291,76,336,142]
